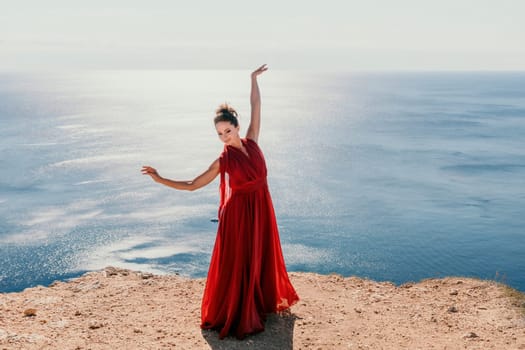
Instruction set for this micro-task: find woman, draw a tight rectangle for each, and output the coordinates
[141,64,299,339]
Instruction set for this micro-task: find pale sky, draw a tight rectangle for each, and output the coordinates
[1,0,524,70]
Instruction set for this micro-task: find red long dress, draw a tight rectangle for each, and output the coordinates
[201,137,299,339]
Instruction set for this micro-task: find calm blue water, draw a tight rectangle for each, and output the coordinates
[1,70,524,293]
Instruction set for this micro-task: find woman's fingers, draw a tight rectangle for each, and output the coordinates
[141,166,157,175]
[256,64,267,72]
[252,64,268,77]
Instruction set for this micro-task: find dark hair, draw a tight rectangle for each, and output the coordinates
[214,103,238,127]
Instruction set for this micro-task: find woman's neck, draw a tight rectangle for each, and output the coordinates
[230,138,243,149]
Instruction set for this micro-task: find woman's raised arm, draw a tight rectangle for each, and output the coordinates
[246,64,268,143]
[141,158,220,191]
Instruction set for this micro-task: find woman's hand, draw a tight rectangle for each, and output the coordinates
[141,165,161,182]
[251,64,268,79]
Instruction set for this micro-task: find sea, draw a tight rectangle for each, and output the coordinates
[1,70,524,293]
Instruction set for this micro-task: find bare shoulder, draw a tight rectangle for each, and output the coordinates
[245,137,258,145]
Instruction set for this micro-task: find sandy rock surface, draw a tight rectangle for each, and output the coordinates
[1,267,524,349]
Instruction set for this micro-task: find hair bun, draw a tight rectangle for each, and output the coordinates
[215,103,238,117]
[214,103,239,127]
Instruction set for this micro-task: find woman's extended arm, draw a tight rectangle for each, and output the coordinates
[141,158,220,191]
[246,64,268,143]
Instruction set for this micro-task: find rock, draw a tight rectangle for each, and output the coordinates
[464,332,479,338]
[104,266,119,277]
[103,266,135,277]
[447,306,458,313]
[138,272,154,280]
[23,308,37,317]
[49,280,61,287]
[371,294,382,302]
[449,290,458,296]
[88,321,104,329]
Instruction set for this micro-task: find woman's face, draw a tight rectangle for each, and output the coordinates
[215,121,240,145]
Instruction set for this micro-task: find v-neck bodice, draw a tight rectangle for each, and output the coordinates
[221,138,267,186]
[228,139,251,160]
